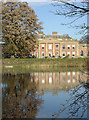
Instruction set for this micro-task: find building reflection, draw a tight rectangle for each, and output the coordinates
[30,71,88,94]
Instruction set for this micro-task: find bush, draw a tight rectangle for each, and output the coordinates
[45,56,48,58]
[58,56,61,58]
[63,55,69,59]
[52,55,55,58]
[32,55,37,58]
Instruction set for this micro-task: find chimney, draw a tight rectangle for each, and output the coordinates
[39,32,43,35]
[52,32,57,35]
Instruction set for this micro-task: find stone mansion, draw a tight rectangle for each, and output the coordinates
[30,32,89,58]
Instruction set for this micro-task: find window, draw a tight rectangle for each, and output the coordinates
[42,52,44,56]
[68,78,70,83]
[67,52,70,56]
[73,78,75,83]
[63,72,66,75]
[68,72,70,76]
[72,72,75,76]
[87,51,89,56]
[42,44,45,49]
[62,52,65,56]
[72,45,75,49]
[67,45,70,49]
[49,44,52,49]
[56,45,59,49]
[49,77,52,84]
[35,52,38,57]
[42,79,45,84]
[49,52,52,57]
[30,52,32,56]
[56,51,59,56]
[62,45,65,49]
[72,52,75,56]
[80,50,83,56]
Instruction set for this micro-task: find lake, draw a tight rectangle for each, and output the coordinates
[2,68,89,118]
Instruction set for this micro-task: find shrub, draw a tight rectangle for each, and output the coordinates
[45,56,48,59]
[58,56,61,58]
[32,55,37,58]
[52,55,55,58]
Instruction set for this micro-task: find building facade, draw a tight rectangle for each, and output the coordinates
[30,32,89,58]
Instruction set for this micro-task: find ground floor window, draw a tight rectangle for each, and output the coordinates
[30,52,33,56]
[67,52,70,56]
[62,52,65,56]
[87,51,89,56]
[42,52,44,56]
[35,52,38,57]
[80,50,83,56]
[72,52,75,56]
[49,52,52,57]
[56,51,59,56]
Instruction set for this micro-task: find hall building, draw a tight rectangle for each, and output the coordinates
[30,32,89,58]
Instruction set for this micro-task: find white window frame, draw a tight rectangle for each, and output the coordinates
[67,52,70,56]
[56,44,59,49]
[42,44,45,49]
[56,51,59,56]
[49,52,52,57]
[49,44,52,49]
[68,72,70,75]
[62,44,65,49]
[42,52,44,56]
[72,52,75,56]
[62,52,65,56]
[35,52,38,57]
[72,45,75,49]
[67,45,70,49]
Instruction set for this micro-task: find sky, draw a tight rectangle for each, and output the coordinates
[3,0,87,40]
[27,1,87,40]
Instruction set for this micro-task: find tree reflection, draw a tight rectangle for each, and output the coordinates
[53,73,89,118]
[2,73,43,118]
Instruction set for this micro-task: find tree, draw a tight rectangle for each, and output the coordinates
[52,0,89,34]
[2,2,43,58]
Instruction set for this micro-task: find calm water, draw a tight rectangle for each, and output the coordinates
[2,70,89,118]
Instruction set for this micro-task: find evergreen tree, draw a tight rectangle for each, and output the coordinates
[2,2,43,57]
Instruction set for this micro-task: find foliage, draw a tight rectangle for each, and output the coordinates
[2,2,43,57]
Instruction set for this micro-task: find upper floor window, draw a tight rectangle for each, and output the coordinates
[62,45,65,49]
[80,50,83,56]
[49,44,52,49]
[56,45,59,49]
[72,45,75,49]
[42,44,45,49]
[67,45,70,49]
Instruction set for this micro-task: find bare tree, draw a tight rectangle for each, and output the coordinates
[52,0,89,35]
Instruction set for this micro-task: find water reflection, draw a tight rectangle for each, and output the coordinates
[2,71,89,118]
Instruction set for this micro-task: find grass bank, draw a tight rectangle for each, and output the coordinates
[2,57,89,74]
[2,57,89,67]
